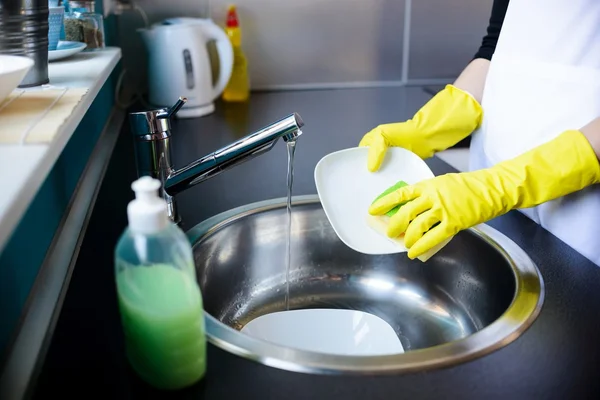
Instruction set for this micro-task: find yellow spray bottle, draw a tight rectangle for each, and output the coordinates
[223,5,250,102]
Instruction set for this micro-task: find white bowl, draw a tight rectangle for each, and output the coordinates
[0,55,34,105]
[241,309,405,356]
[314,146,436,255]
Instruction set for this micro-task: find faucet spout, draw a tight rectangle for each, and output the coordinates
[164,112,303,196]
[129,98,304,223]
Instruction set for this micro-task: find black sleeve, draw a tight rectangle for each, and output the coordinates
[473,0,510,60]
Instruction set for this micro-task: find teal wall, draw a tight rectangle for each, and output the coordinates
[0,6,120,358]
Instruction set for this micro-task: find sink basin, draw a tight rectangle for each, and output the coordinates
[187,195,544,374]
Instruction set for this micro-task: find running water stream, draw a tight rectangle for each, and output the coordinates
[284,140,297,310]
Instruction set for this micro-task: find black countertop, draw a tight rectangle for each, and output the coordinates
[33,87,600,399]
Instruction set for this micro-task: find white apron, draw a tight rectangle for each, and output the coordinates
[469,0,600,266]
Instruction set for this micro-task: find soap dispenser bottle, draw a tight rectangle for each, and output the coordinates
[115,176,206,390]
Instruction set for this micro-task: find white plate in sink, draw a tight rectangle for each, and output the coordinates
[314,146,435,255]
[241,309,404,356]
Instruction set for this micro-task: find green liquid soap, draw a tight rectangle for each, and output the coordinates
[116,264,206,390]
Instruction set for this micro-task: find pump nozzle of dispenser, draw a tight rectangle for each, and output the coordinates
[128,176,169,234]
[132,176,162,200]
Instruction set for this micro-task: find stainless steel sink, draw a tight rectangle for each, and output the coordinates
[187,195,544,375]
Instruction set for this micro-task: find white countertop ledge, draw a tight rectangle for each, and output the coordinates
[0,47,122,254]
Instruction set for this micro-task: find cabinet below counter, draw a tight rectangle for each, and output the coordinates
[0,47,122,400]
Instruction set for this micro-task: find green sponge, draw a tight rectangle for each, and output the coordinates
[368,180,450,262]
[371,180,409,217]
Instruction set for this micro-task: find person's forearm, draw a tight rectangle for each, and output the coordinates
[452,58,490,104]
[580,117,600,161]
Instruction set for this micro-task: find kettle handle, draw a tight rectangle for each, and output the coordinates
[201,22,234,101]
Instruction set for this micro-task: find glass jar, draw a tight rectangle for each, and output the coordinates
[64,0,105,50]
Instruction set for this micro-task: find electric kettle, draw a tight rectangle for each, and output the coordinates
[139,18,234,118]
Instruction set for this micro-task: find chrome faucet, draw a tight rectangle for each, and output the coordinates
[128,97,304,223]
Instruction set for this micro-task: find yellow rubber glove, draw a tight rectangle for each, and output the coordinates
[359,84,483,172]
[368,130,600,260]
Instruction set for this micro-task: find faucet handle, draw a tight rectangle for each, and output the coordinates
[129,96,187,137]
[158,97,187,120]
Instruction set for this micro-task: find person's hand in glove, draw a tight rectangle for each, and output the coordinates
[359,84,483,172]
[368,130,600,260]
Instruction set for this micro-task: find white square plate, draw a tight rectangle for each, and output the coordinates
[314,147,435,255]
